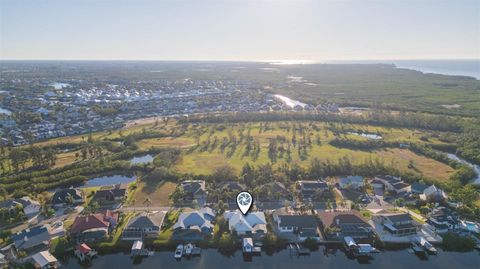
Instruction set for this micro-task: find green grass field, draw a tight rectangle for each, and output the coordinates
[130,121,456,183]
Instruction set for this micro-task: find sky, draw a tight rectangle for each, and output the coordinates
[0,0,479,61]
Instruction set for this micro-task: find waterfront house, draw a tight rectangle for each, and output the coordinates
[372,212,419,237]
[172,207,215,240]
[274,214,320,242]
[122,211,165,240]
[30,250,58,269]
[51,188,84,207]
[11,225,50,254]
[426,207,457,233]
[339,176,364,190]
[224,210,267,238]
[178,180,207,205]
[70,214,110,242]
[317,210,372,241]
[297,180,329,201]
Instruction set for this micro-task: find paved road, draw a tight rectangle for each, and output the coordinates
[119,206,171,212]
[10,207,83,233]
[399,207,426,222]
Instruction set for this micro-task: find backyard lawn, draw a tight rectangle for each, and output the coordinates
[134,180,177,206]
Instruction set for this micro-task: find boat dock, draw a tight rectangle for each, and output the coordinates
[131,240,153,257]
[343,237,378,258]
[74,243,98,262]
[243,238,261,256]
[288,243,310,256]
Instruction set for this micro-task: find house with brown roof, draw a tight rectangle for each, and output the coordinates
[318,210,373,241]
[69,214,111,242]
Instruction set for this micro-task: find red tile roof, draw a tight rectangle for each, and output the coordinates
[104,210,119,222]
[76,243,92,253]
[318,210,369,228]
[70,214,109,234]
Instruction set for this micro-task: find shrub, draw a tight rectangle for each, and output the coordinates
[218,232,236,252]
[442,232,475,251]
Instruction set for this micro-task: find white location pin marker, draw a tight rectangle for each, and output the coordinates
[236,191,253,215]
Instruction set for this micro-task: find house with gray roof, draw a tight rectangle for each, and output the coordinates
[374,175,410,195]
[0,196,40,217]
[297,180,329,201]
[11,225,50,254]
[411,182,429,194]
[372,212,419,237]
[179,180,207,205]
[274,215,320,242]
[339,176,364,190]
[92,187,127,205]
[172,207,214,240]
[122,211,165,240]
[51,188,84,206]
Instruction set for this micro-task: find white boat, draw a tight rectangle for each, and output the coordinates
[415,236,437,254]
[411,241,426,256]
[184,243,194,256]
[174,244,184,259]
[243,238,254,253]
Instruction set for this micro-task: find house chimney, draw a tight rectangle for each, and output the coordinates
[336,218,340,225]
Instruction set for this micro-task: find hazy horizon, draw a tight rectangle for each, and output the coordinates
[1,0,479,61]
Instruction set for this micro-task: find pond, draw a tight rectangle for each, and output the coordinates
[273,94,307,108]
[130,154,154,165]
[61,247,480,269]
[443,153,480,185]
[82,175,136,188]
[348,132,383,140]
[0,107,12,115]
[51,82,71,89]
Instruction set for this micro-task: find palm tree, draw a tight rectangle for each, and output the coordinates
[191,199,200,209]
[143,197,151,212]
[131,198,136,212]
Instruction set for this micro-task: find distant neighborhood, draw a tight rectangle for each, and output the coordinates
[0,75,342,146]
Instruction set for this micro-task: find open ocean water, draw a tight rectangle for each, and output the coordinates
[329,59,480,79]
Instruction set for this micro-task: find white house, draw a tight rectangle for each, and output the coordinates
[420,185,447,203]
[16,196,41,216]
[224,211,267,237]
